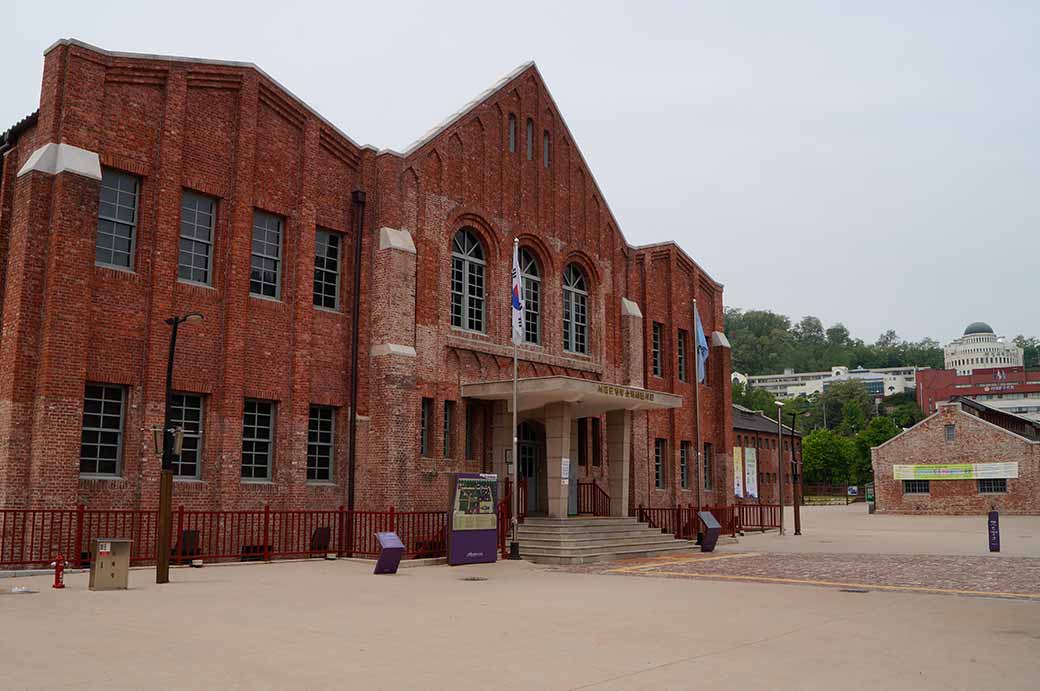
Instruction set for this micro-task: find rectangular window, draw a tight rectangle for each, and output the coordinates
[944,424,955,442]
[508,114,517,153]
[703,442,714,490]
[170,393,204,479]
[96,168,139,269]
[677,329,688,382]
[80,384,125,477]
[654,438,667,489]
[313,228,342,309]
[680,441,691,489]
[978,478,1007,494]
[543,131,551,168]
[241,400,274,480]
[178,191,215,285]
[902,479,929,495]
[443,400,456,458]
[420,397,433,457]
[652,322,663,377]
[577,418,588,467]
[307,405,335,482]
[250,211,282,298]
[591,418,602,466]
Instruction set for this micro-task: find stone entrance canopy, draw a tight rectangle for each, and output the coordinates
[461,376,682,416]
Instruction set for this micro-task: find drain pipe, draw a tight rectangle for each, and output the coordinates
[346,190,366,532]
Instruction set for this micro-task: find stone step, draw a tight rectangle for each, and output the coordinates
[518,533,682,549]
[520,516,638,527]
[517,525,666,538]
[519,541,697,565]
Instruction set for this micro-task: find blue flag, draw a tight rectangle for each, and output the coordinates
[695,307,709,383]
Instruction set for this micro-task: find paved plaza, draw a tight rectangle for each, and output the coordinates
[2,505,1039,690]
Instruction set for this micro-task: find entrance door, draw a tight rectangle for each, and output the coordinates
[518,421,547,515]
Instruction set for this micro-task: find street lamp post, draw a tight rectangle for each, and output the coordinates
[156,312,203,584]
[788,410,809,536]
[774,400,785,536]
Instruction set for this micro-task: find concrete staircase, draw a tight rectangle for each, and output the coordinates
[516,516,697,565]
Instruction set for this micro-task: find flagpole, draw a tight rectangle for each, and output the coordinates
[693,299,703,519]
[509,237,521,560]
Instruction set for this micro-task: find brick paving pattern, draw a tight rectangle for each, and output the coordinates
[557,551,1040,599]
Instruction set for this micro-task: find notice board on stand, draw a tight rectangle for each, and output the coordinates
[447,473,499,566]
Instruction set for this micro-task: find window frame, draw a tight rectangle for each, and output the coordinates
[977,478,1007,494]
[680,440,690,490]
[443,400,456,458]
[79,383,126,478]
[169,392,204,480]
[96,168,140,271]
[307,405,335,483]
[563,264,589,355]
[241,399,275,481]
[591,417,602,467]
[703,442,714,490]
[944,424,955,442]
[526,118,534,160]
[450,229,486,333]
[420,397,433,457]
[543,130,551,168]
[313,227,343,310]
[508,113,517,153]
[652,322,663,377]
[677,329,688,382]
[654,438,667,489]
[519,247,541,345]
[178,190,216,286]
[250,210,284,300]
[902,479,930,495]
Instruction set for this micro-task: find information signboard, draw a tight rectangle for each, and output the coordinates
[447,473,499,566]
[733,447,744,498]
[744,447,758,499]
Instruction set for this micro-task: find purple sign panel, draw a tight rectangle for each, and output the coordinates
[447,473,499,566]
[988,511,1000,553]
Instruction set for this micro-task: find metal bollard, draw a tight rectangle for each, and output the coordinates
[51,553,67,589]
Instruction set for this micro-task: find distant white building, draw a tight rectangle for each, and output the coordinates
[745,365,920,400]
[944,322,1023,375]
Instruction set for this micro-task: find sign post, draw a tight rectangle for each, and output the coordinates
[447,473,499,565]
[988,511,1000,553]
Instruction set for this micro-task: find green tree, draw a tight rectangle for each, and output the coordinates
[1014,335,1040,370]
[802,429,856,485]
[854,416,902,484]
[819,380,873,431]
[723,308,793,375]
[732,380,776,412]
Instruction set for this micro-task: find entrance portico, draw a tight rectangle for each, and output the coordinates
[462,376,682,519]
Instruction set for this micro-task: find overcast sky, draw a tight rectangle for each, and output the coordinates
[5,1,1037,344]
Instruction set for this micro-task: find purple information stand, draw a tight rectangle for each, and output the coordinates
[988,511,1000,553]
[374,531,405,574]
[446,473,499,566]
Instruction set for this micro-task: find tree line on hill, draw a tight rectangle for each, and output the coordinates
[723,308,1039,377]
[733,379,920,488]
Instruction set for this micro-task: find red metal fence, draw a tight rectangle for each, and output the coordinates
[637,505,739,539]
[577,480,610,516]
[0,505,447,570]
[736,503,782,532]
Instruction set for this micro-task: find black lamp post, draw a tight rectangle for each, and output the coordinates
[788,410,809,536]
[156,312,203,584]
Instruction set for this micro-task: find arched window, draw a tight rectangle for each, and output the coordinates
[526,119,534,160]
[451,229,485,332]
[508,114,517,153]
[563,264,588,354]
[519,247,540,344]
[543,131,551,168]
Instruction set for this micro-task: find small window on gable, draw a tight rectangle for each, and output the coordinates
[543,130,550,168]
[508,114,517,153]
[944,424,955,442]
[526,119,534,160]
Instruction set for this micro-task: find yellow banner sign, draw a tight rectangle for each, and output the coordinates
[893,462,1019,480]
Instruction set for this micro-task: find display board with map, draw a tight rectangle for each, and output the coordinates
[446,473,499,565]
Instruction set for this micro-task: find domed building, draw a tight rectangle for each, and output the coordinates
[943,322,1023,374]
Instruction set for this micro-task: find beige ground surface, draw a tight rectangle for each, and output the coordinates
[2,553,1039,691]
[731,504,1040,557]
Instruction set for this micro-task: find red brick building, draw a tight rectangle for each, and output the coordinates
[916,366,1040,418]
[0,40,733,519]
[732,405,802,504]
[872,398,1040,515]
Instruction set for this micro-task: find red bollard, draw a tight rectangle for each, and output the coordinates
[52,553,66,589]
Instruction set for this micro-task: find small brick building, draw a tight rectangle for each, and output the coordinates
[731,404,802,504]
[0,39,733,518]
[872,398,1040,515]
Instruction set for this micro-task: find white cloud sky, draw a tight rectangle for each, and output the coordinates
[5,1,1037,344]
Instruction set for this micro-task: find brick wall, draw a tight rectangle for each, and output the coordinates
[872,403,1040,515]
[0,40,732,517]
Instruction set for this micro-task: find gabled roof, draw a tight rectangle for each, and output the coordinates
[733,404,802,436]
[951,396,1040,442]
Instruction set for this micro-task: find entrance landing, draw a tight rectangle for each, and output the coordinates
[517,516,696,565]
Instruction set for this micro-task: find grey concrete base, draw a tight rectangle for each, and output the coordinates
[340,557,447,568]
[517,516,704,565]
